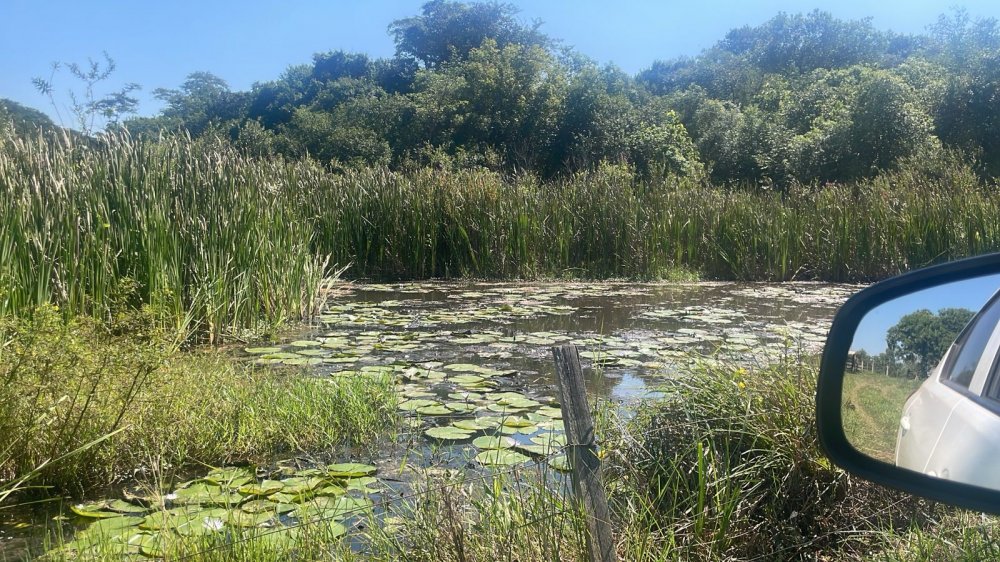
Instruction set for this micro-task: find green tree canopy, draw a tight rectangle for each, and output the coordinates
[389,0,550,68]
[885,307,975,377]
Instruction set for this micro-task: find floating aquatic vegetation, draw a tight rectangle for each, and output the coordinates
[475,449,531,466]
[425,426,474,441]
[103,279,851,557]
[58,462,383,558]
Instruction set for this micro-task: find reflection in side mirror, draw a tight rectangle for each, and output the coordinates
[843,275,1000,491]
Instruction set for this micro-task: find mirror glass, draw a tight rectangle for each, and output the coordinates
[844,273,1000,490]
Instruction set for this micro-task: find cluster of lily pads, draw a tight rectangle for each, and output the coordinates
[383,361,570,469]
[249,282,849,374]
[57,463,380,558]
[317,290,574,330]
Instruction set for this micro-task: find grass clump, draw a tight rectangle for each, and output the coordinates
[361,467,589,562]
[0,305,398,499]
[603,358,926,561]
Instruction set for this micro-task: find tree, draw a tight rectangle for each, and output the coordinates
[408,38,566,172]
[389,0,550,68]
[719,11,891,73]
[32,51,140,135]
[0,98,58,137]
[150,72,239,135]
[886,308,975,377]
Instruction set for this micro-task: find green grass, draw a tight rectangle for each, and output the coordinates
[4,132,1000,343]
[304,162,1000,282]
[842,372,922,462]
[360,467,589,562]
[0,132,327,343]
[0,305,399,498]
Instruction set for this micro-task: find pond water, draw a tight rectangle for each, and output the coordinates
[10,281,859,558]
[275,281,857,400]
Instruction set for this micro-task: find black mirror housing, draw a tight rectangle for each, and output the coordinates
[818,252,1000,514]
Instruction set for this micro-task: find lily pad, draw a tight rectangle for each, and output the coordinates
[279,476,325,495]
[443,401,476,414]
[425,426,473,441]
[226,510,275,528]
[475,449,531,466]
[535,406,563,419]
[137,532,165,557]
[452,419,496,431]
[173,482,244,506]
[107,500,149,514]
[205,467,255,489]
[238,480,284,497]
[327,463,377,477]
[315,484,347,496]
[398,399,437,411]
[77,515,144,537]
[245,346,282,354]
[289,340,319,347]
[472,435,515,449]
[416,404,453,416]
[344,476,379,493]
[71,502,121,519]
[499,417,534,428]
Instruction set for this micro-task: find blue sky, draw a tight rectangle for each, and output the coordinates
[852,274,1000,354]
[4,1,1000,125]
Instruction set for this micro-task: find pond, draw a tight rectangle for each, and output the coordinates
[262,281,857,400]
[12,281,859,558]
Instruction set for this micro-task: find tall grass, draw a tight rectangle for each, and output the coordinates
[307,163,1000,281]
[601,357,934,561]
[0,305,399,497]
[4,132,1000,337]
[0,132,326,342]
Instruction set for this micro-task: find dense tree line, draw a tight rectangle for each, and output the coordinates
[18,2,1000,186]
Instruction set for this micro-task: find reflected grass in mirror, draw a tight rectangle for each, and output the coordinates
[842,372,921,462]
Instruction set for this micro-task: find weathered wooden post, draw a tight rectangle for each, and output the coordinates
[551,344,617,562]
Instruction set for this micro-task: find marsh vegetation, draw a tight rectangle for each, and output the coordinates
[6,1,1000,559]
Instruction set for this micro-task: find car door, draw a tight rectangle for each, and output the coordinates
[914,294,1000,485]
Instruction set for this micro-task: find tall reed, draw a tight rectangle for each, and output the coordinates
[0,132,326,341]
[4,132,999,337]
[305,162,1000,282]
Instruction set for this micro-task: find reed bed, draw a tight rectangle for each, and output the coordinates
[4,131,1000,338]
[0,132,326,342]
[308,163,1000,282]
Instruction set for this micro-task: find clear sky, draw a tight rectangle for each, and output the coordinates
[852,274,1000,354]
[4,1,1000,125]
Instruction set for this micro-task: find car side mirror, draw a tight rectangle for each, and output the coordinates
[817,253,1000,514]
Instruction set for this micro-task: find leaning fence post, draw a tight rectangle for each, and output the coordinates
[552,344,617,562]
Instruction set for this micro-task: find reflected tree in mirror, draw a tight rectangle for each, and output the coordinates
[885,307,974,378]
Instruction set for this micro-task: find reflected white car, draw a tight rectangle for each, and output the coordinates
[896,290,1000,489]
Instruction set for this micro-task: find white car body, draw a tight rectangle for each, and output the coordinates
[896,290,1000,489]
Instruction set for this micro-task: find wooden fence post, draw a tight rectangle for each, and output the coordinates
[552,344,617,562]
